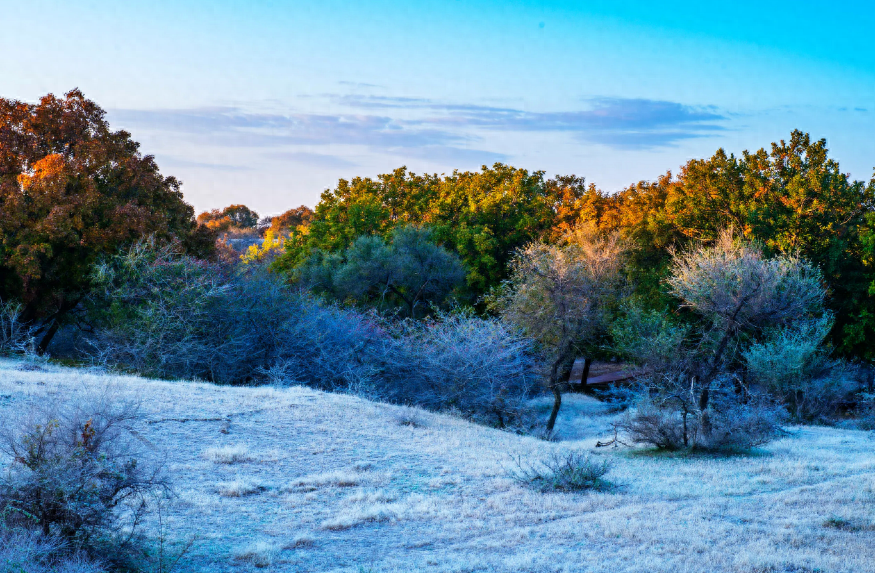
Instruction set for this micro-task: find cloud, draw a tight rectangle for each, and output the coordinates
[109,95,726,172]
[336,95,726,149]
[157,157,253,172]
[110,107,467,149]
[268,151,358,169]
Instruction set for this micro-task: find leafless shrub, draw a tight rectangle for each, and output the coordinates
[0,299,37,355]
[0,386,169,566]
[378,313,540,429]
[510,451,612,492]
[618,388,784,451]
[0,530,106,573]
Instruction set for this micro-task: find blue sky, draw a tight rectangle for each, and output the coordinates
[2,0,874,214]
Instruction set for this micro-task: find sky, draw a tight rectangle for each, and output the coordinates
[2,0,874,215]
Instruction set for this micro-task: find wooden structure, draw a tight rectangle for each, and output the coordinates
[567,358,644,387]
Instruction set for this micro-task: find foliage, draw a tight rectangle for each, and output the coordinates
[584,131,875,358]
[488,226,625,431]
[0,387,168,567]
[0,90,208,354]
[297,225,466,317]
[260,205,313,234]
[510,451,611,492]
[273,164,594,299]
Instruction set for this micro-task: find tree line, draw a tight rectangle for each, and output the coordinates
[2,90,874,367]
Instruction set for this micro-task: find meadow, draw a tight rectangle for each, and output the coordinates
[2,358,873,573]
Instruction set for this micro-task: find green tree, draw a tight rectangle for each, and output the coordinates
[276,164,589,300]
[300,225,465,317]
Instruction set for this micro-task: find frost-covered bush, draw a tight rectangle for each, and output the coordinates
[0,388,168,567]
[0,298,35,355]
[0,531,105,573]
[85,242,540,426]
[379,313,540,428]
[511,451,611,492]
[619,382,784,451]
[86,240,383,386]
[743,317,857,421]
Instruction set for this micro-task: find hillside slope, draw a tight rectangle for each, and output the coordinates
[1,358,874,573]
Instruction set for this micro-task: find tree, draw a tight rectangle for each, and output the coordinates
[274,164,591,300]
[299,225,465,317]
[197,204,260,232]
[0,90,207,352]
[582,131,875,359]
[489,226,625,432]
[614,232,829,449]
[261,205,313,234]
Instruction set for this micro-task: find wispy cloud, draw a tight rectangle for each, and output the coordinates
[109,95,726,175]
[111,107,468,150]
[336,95,726,149]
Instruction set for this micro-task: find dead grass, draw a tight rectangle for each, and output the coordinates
[1,358,874,572]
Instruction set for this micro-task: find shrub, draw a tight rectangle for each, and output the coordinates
[0,387,169,566]
[0,299,35,355]
[511,451,611,492]
[378,312,540,429]
[86,240,385,388]
[0,530,105,573]
[618,387,784,451]
[743,318,858,422]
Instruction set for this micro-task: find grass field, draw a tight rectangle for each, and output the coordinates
[1,358,874,572]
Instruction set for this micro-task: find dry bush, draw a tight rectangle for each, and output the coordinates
[0,530,105,573]
[0,386,168,566]
[86,241,384,387]
[510,451,612,492]
[378,313,541,429]
[0,298,36,355]
[87,241,540,427]
[619,387,784,451]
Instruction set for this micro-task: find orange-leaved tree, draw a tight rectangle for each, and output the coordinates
[0,89,212,353]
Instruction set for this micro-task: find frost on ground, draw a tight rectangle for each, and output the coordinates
[1,358,874,572]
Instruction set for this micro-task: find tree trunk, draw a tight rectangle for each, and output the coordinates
[546,354,567,433]
[581,357,592,385]
[37,319,61,355]
[698,386,711,437]
[546,386,562,433]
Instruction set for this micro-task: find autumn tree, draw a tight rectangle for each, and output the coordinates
[261,205,314,234]
[197,204,260,232]
[0,90,208,352]
[581,131,875,359]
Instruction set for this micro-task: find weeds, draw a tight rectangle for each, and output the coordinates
[510,451,612,492]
